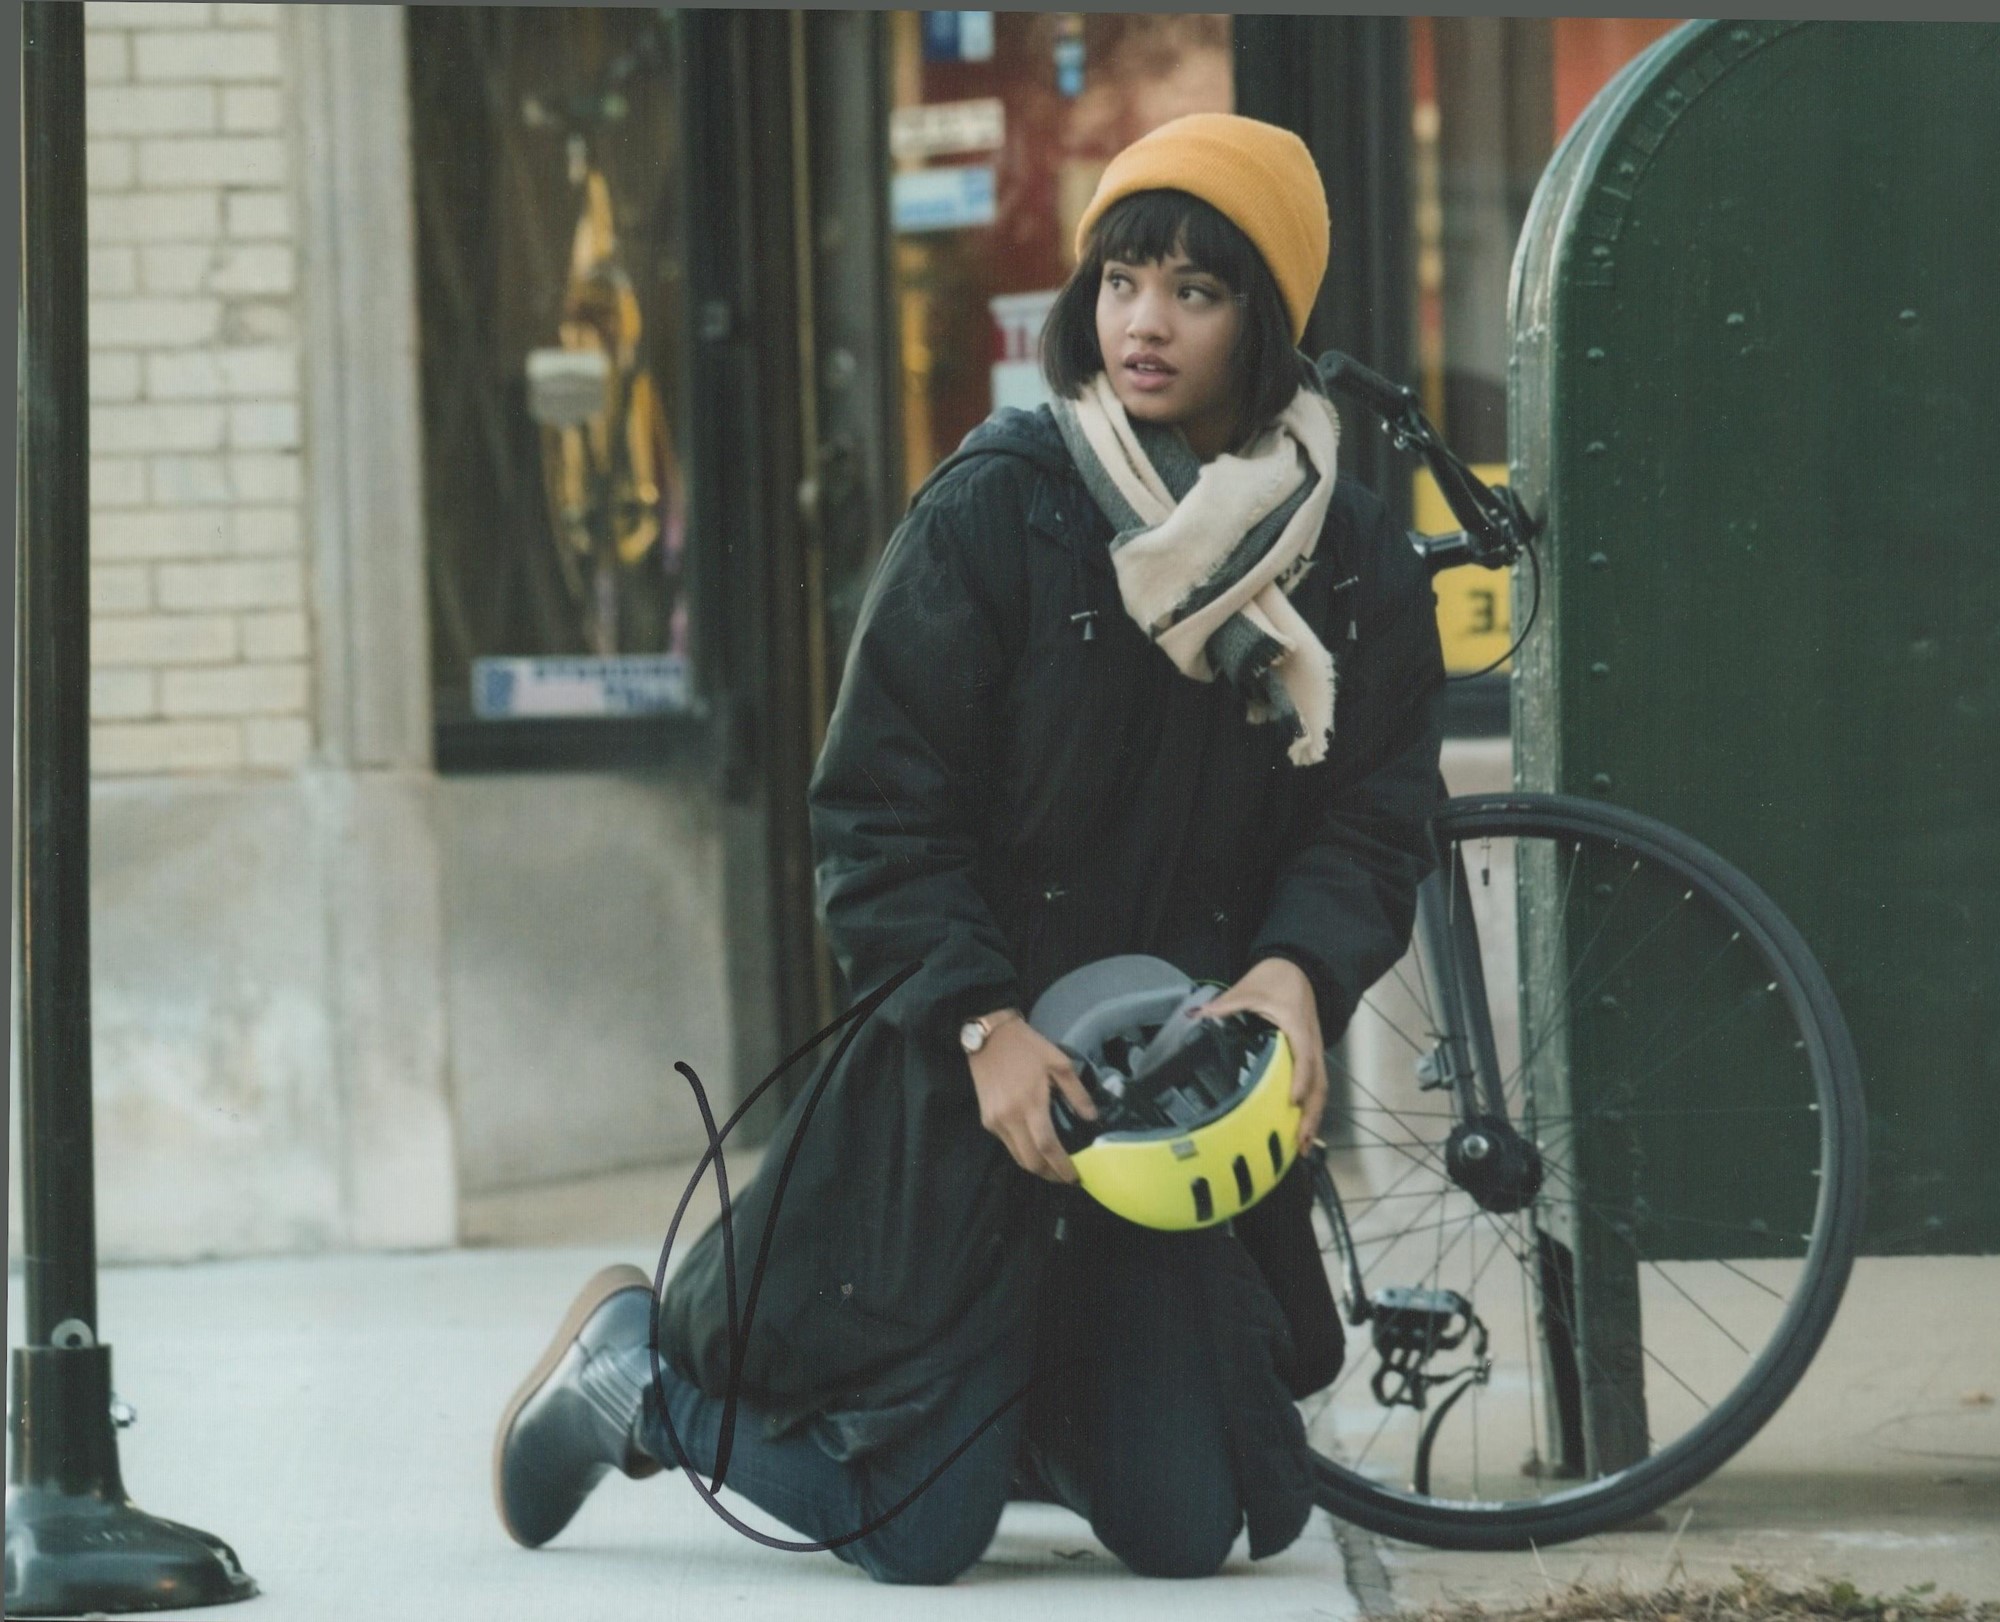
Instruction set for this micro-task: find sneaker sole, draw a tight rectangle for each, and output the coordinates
[493,1262,656,1547]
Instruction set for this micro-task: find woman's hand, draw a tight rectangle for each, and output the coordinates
[967,1012,1098,1184]
[1199,957,1327,1154]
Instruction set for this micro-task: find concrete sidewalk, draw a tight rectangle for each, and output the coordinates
[7,1157,1997,1621]
[4,1240,1361,1622]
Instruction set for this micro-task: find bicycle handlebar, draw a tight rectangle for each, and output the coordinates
[1313,349,1541,579]
[1318,350,1421,421]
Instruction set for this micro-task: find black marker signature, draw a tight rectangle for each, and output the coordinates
[645,960,1079,1554]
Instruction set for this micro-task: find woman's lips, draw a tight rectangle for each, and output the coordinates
[1123,357,1177,393]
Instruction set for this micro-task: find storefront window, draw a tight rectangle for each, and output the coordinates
[887,11,1234,500]
[1409,16,1682,677]
[408,8,693,734]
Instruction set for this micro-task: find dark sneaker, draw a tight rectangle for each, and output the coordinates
[493,1264,665,1548]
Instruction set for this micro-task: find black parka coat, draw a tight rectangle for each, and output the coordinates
[659,405,1445,1534]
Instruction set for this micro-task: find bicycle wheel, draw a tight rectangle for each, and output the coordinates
[1304,792,1865,1550]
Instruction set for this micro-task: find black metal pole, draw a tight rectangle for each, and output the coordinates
[7,5,256,1613]
[19,0,100,1363]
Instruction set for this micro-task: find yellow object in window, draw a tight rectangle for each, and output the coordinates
[1416,462,1512,676]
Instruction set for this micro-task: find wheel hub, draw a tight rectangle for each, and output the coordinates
[1445,1115,1544,1213]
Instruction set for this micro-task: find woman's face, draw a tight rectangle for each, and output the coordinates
[1094,244,1245,461]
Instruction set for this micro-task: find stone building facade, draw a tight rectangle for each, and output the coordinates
[24,4,739,1267]
[83,2,312,778]
[13,3,464,1263]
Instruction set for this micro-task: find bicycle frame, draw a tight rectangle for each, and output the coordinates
[1315,348,1575,1471]
[1413,852,1510,1124]
[1315,347,1541,1142]
[522,39,687,661]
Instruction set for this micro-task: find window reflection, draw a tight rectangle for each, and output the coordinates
[409,7,691,726]
[1409,17,1681,679]
[888,11,1234,500]
[1410,17,1682,460]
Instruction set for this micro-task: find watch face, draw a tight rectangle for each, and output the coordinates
[960,1019,984,1052]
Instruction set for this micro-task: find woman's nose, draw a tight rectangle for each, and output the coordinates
[1126,292,1169,339]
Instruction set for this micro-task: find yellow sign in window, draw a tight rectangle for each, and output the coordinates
[1415,463,1513,676]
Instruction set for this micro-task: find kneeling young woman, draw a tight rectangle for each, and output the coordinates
[495,112,1447,1585]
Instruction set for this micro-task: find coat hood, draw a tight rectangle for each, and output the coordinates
[909,405,1084,516]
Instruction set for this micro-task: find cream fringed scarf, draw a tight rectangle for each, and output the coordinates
[1051,373,1343,767]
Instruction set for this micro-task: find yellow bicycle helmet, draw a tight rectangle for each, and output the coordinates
[1031,955,1302,1232]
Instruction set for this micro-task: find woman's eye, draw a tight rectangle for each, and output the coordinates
[1180,284,1219,305]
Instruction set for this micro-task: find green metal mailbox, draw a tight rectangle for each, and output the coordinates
[1510,21,2000,1257]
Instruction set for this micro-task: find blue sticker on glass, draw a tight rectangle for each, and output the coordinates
[921,12,960,62]
[475,664,516,717]
[471,655,693,720]
[1055,35,1085,98]
[892,165,997,234]
[922,11,994,64]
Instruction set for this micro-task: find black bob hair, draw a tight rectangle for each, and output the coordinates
[1039,188,1318,445]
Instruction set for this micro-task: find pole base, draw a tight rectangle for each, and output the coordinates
[6,1345,257,1617]
[4,1485,258,1617]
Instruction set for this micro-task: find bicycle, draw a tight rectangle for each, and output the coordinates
[521,33,688,662]
[1299,351,1867,1549]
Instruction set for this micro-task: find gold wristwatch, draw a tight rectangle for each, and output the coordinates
[958,1008,1020,1055]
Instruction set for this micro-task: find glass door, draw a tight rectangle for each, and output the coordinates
[408,7,696,761]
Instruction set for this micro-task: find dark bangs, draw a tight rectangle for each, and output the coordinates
[1092,188,1267,295]
[1040,188,1316,444]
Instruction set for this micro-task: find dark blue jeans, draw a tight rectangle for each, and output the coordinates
[641,1209,1247,1585]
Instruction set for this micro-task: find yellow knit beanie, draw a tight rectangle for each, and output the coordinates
[1074,113,1330,343]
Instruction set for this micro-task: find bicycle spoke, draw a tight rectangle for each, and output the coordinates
[1576,985,1795,1126]
[1534,1152,1817,1251]
[1338,1183,1467,1218]
[1528,1160,1759,1358]
[1509,1103,1818,1124]
[1357,994,1434,1061]
[1387,954,1442,1031]
[1324,1148,1432,1220]
[1350,1384,1406,1477]
[1344,1198,1460,1258]
[1501,858,1698,1106]
[1339,1110,1449,1185]
[1504,901,1745,1118]
[1339,1103,1464,1120]
[1471,1205,1669,1446]
[1498,841,1642,1097]
[1341,1072,1457,1177]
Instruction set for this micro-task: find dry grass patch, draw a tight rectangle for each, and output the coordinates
[1390,1573,1999,1622]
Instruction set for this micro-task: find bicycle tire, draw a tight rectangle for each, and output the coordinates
[1305,792,1866,1550]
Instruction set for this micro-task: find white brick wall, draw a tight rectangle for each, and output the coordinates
[85,1,312,775]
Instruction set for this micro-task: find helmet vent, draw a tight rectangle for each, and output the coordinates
[1267,1131,1285,1176]
[1191,1179,1214,1224]
[1232,1155,1255,1207]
